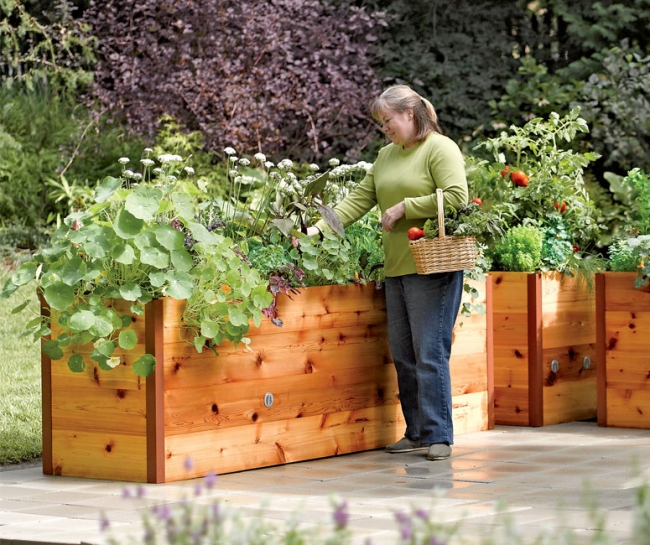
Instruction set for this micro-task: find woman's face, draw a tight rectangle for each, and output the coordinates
[377,108,416,148]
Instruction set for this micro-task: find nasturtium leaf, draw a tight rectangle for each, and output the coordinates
[170,248,193,272]
[69,310,96,332]
[112,243,136,264]
[44,282,75,310]
[114,208,144,239]
[154,224,184,251]
[96,340,115,357]
[67,354,85,373]
[252,285,273,308]
[187,221,220,244]
[130,303,145,315]
[84,235,112,259]
[226,322,245,337]
[125,186,163,221]
[193,335,205,353]
[119,283,143,301]
[90,315,114,337]
[228,307,250,327]
[140,247,170,269]
[172,192,195,221]
[0,279,18,298]
[11,300,30,314]
[11,262,37,286]
[164,272,193,300]
[83,260,103,281]
[132,354,156,377]
[203,289,215,303]
[60,257,85,286]
[92,350,110,369]
[149,271,167,287]
[120,314,134,328]
[94,176,122,203]
[43,340,63,360]
[200,320,220,339]
[301,257,319,270]
[118,329,138,350]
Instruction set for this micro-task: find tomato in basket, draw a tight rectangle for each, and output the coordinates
[407,227,425,241]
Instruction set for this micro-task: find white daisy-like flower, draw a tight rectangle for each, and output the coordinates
[144,147,153,154]
[140,158,155,167]
[118,157,130,165]
[264,161,275,169]
[329,158,340,167]
[254,153,266,162]
[309,163,320,171]
[238,158,251,166]
[184,166,195,175]
[158,154,183,163]
[224,147,236,155]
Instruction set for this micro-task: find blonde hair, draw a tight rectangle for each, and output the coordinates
[371,85,442,143]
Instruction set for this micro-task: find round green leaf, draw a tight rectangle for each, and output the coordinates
[164,272,193,300]
[112,243,136,264]
[171,249,194,272]
[119,283,143,301]
[69,310,96,332]
[11,262,37,286]
[43,340,63,360]
[200,320,220,339]
[118,329,138,350]
[172,192,195,221]
[140,247,170,269]
[125,186,163,221]
[149,271,167,288]
[94,176,122,203]
[60,257,85,286]
[132,354,156,377]
[96,340,115,357]
[114,208,144,239]
[154,224,185,251]
[44,282,75,310]
[67,354,85,373]
[90,315,114,337]
[228,307,250,327]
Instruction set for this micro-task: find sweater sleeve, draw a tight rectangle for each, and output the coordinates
[403,137,468,219]
[315,166,378,232]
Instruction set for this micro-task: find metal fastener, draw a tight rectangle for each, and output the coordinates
[263,392,274,408]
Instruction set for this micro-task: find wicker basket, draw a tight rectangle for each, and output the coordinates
[409,188,477,274]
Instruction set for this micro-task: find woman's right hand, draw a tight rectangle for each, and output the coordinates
[292,226,321,248]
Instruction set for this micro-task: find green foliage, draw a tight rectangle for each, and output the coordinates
[494,224,543,272]
[470,109,603,273]
[0,0,95,95]
[1,154,273,376]
[0,84,144,231]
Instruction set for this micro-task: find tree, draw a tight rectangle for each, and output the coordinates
[82,0,385,162]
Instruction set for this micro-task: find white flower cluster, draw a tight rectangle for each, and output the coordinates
[277,159,293,170]
[158,154,183,163]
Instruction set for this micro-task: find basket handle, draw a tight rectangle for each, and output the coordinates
[436,188,445,238]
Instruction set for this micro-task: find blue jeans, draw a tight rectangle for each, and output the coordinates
[385,271,464,446]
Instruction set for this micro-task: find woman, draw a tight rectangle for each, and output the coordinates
[307,85,468,460]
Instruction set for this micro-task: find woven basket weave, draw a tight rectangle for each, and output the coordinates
[409,188,477,274]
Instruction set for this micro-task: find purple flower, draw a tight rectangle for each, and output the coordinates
[121,487,132,499]
[204,470,217,489]
[99,514,110,532]
[184,456,194,472]
[333,500,349,529]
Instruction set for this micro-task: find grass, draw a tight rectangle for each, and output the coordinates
[0,265,42,464]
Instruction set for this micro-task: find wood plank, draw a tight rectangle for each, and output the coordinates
[542,376,597,425]
[51,385,147,434]
[494,386,529,426]
[450,354,489,395]
[163,406,406,480]
[605,389,650,429]
[596,273,607,426]
[603,272,650,311]
[163,366,401,435]
[490,272,529,312]
[452,391,489,435]
[51,430,147,481]
[605,352,650,390]
[540,344,597,386]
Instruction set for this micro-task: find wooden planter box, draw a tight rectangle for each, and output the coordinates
[42,281,493,483]
[492,271,597,426]
[596,272,650,428]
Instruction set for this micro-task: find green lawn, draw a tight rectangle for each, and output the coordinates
[0,267,42,464]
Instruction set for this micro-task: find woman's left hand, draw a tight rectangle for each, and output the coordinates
[381,202,405,232]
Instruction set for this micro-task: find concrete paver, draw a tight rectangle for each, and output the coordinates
[0,421,649,544]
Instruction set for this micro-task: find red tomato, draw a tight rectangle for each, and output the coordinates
[472,198,482,206]
[510,170,529,187]
[500,166,510,178]
[560,202,567,213]
[407,227,425,241]
[554,201,559,210]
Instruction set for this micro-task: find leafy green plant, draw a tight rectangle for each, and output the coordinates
[1,153,273,376]
[494,223,544,272]
[469,109,604,275]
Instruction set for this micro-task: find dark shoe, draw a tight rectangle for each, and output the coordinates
[386,436,428,453]
[427,443,452,460]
